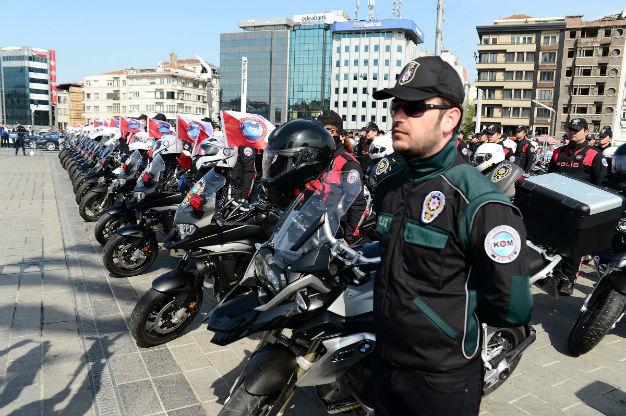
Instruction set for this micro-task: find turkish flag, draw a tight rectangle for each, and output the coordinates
[147,118,173,138]
[221,110,273,150]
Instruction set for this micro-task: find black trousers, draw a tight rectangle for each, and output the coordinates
[15,142,25,155]
[560,256,582,282]
[374,357,483,416]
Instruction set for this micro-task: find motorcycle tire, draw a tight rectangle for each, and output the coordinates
[94,212,127,246]
[68,164,80,178]
[217,378,276,416]
[483,326,526,395]
[79,191,108,222]
[72,175,85,193]
[568,289,626,356]
[70,168,85,183]
[76,182,96,205]
[65,159,77,172]
[102,234,158,277]
[130,287,203,347]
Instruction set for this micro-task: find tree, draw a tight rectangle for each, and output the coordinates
[460,103,476,138]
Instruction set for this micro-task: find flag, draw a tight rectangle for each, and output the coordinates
[221,110,273,150]
[148,118,173,138]
[91,119,102,127]
[104,117,118,128]
[120,117,144,135]
[177,115,213,155]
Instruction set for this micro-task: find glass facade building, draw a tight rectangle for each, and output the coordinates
[0,48,52,126]
[220,24,290,124]
[288,24,332,120]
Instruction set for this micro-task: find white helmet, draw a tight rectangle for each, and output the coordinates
[128,132,154,151]
[474,143,505,172]
[194,137,237,169]
[150,134,182,157]
[503,138,517,153]
[369,134,394,160]
[602,146,618,159]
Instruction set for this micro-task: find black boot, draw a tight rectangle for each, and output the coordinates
[559,278,576,296]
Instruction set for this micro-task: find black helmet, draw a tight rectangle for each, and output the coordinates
[613,143,626,175]
[262,119,335,206]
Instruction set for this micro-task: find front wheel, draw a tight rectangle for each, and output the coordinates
[217,378,279,416]
[46,142,56,151]
[568,289,626,356]
[130,288,203,347]
[79,191,108,221]
[75,181,94,204]
[102,233,158,277]
[94,212,127,246]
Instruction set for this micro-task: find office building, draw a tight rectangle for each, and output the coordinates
[0,46,56,127]
[475,15,567,136]
[82,53,218,123]
[556,13,626,141]
[220,18,293,124]
[330,19,424,131]
[57,83,85,128]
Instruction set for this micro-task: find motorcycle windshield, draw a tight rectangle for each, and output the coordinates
[173,169,226,226]
[254,172,362,293]
[134,154,166,193]
[119,150,143,179]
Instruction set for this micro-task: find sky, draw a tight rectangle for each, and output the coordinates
[2,0,624,84]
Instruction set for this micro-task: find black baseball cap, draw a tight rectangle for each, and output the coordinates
[516,125,528,133]
[567,118,588,131]
[484,124,501,135]
[360,122,379,132]
[373,56,465,107]
[585,133,595,141]
[599,126,613,138]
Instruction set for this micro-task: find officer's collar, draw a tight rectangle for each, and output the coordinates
[406,135,457,182]
[567,141,587,151]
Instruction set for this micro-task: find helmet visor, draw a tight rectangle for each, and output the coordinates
[262,147,318,181]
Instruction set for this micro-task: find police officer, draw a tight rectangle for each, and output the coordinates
[14,124,27,156]
[371,56,532,416]
[456,130,471,162]
[356,122,379,174]
[548,117,607,295]
[484,124,515,160]
[596,126,612,152]
[230,145,257,202]
[512,125,535,173]
[586,133,596,148]
[316,110,368,242]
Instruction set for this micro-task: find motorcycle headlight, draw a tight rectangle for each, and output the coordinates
[175,223,197,239]
[134,192,146,202]
[97,176,106,185]
[118,178,127,186]
[617,218,626,233]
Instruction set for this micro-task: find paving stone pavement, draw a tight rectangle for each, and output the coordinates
[0,148,624,416]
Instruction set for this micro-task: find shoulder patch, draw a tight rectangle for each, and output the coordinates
[484,225,521,264]
[375,158,391,175]
[346,169,360,184]
[243,147,254,157]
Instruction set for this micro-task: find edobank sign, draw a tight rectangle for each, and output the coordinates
[293,11,348,25]
[331,18,424,43]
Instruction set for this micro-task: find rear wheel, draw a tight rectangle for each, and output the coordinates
[568,289,626,356]
[46,141,56,151]
[130,288,203,347]
[217,375,295,416]
[79,191,108,221]
[75,182,94,204]
[102,233,158,277]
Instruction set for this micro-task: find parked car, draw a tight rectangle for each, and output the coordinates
[29,132,61,151]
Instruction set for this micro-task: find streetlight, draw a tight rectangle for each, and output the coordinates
[30,104,40,133]
[531,99,556,166]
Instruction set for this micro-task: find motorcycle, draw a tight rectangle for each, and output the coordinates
[129,169,269,347]
[101,154,180,277]
[207,173,535,415]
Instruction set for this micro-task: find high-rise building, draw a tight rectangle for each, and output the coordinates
[288,12,348,120]
[329,19,424,131]
[0,46,56,127]
[475,15,567,136]
[220,18,292,124]
[82,54,218,123]
[556,14,626,141]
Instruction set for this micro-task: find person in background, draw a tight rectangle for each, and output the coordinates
[356,122,379,175]
[596,126,612,152]
[456,130,470,162]
[512,126,535,173]
[15,124,27,156]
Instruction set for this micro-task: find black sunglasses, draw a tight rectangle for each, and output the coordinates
[390,99,453,117]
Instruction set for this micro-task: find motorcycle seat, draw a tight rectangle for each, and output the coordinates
[528,245,548,276]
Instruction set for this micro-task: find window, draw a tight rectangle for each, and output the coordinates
[540,52,556,64]
[505,52,515,63]
[352,87,357,94]
[595,103,603,114]
[523,90,532,99]
[344,73,348,80]
[538,89,552,100]
[344,46,349,52]
[521,108,530,118]
[539,71,554,82]
[607,87,616,96]
[352,101,356,108]
[336,46,340,53]
[353,59,358,66]
[576,106,588,114]
[566,68,572,77]
[374,45,379,52]
[343,87,347,93]
[502,107,511,118]
[504,71,514,81]
[581,67,592,76]
[373,73,378,80]
[536,108,550,118]
[382,116,387,123]
[351,115,356,122]
[334,101,339,108]
[166,91,175,99]
[484,88,496,99]
[361,101,366,108]
[397,45,402,52]
[342,101,347,108]
[384,59,390,66]
[480,52,498,63]
[604,107,614,115]
[396,60,402,66]
[372,101,377,108]
[335,74,339,81]
[334,88,339,94]
[385,45,390,52]
[502,90,512,99]
[382,102,388,109]
[567,48,574,58]
[515,71,523,81]
[384,74,389,80]
[513,90,522,100]
[364,45,369,52]
[562,106,569,114]
[362,87,368,94]
[581,28,598,38]
[597,83,605,95]
[542,35,558,45]
[578,86,590,96]
[364,59,369,66]
[599,64,607,76]
[361,115,366,122]
[355,46,360,52]
[512,35,532,44]
[335,60,340,67]
[609,68,619,77]
[604,28,611,37]
[516,52,525,62]
[344,59,349,66]
[482,106,495,117]
[353,73,358,80]
[526,52,535,62]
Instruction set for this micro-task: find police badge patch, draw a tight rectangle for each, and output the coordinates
[346,170,360,184]
[491,164,512,183]
[421,191,445,223]
[375,158,390,175]
[575,154,583,160]
[398,61,420,85]
[243,147,254,157]
[484,225,521,264]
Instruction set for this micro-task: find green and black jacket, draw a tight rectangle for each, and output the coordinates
[373,139,533,372]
